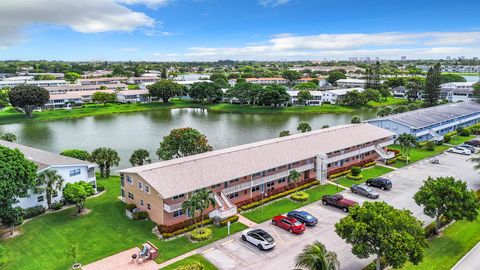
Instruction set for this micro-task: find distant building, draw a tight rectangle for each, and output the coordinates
[288,87,364,105]
[401,56,407,61]
[0,140,97,209]
[116,89,150,103]
[367,101,480,141]
[440,82,476,102]
[78,77,127,85]
[0,78,67,88]
[335,79,366,88]
[44,83,127,94]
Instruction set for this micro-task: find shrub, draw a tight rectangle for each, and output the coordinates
[457,127,471,136]
[175,262,204,270]
[346,173,363,180]
[362,257,387,270]
[397,155,410,162]
[189,227,213,241]
[425,141,435,151]
[219,215,239,226]
[386,157,397,165]
[350,166,361,176]
[328,170,351,179]
[51,202,63,211]
[387,148,401,156]
[23,205,46,219]
[290,191,310,202]
[96,184,105,192]
[238,180,320,211]
[125,203,137,211]
[134,211,149,220]
[158,215,212,236]
[363,161,376,168]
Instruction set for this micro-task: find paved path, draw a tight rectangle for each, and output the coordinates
[237,214,258,227]
[83,247,159,270]
[452,242,480,270]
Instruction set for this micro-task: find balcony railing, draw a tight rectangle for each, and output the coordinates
[163,202,183,213]
[325,140,395,163]
[222,163,315,195]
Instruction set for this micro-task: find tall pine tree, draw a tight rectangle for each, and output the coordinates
[424,63,442,106]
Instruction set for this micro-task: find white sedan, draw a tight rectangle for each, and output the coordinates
[241,229,276,250]
[448,146,472,155]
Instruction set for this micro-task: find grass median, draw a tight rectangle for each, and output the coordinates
[388,144,451,168]
[161,254,218,270]
[402,215,480,270]
[0,176,247,270]
[242,184,342,224]
[334,165,394,187]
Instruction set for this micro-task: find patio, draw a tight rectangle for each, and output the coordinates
[82,247,159,270]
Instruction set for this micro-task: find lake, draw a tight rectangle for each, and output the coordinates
[0,108,379,168]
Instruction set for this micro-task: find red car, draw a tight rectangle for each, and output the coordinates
[271,215,306,234]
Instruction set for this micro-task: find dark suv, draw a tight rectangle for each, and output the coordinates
[465,139,480,147]
[365,177,392,190]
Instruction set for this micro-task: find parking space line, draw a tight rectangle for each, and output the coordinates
[202,247,216,254]
[236,239,268,257]
[221,239,234,246]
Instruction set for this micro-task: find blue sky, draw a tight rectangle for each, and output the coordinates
[0,0,479,61]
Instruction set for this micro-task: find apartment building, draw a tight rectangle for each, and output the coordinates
[118,124,395,226]
[0,79,67,88]
[78,77,128,85]
[116,89,150,103]
[367,101,480,141]
[440,82,476,102]
[45,89,150,108]
[44,83,128,94]
[0,140,97,209]
[288,87,364,105]
[335,79,366,88]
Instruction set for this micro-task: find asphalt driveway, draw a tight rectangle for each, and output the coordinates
[199,151,480,270]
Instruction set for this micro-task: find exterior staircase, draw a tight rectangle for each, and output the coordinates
[209,192,237,220]
[374,145,395,160]
[428,129,443,142]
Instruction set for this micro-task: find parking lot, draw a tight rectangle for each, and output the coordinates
[199,151,480,270]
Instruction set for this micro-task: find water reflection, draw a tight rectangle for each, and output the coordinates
[0,108,379,168]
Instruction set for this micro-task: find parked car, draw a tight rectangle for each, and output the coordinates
[321,194,357,212]
[459,144,476,153]
[287,211,318,226]
[465,139,480,147]
[350,184,380,199]
[272,215,306,234]
[448,146,472,155]
[366,177,393,190]
[241,229,276,250]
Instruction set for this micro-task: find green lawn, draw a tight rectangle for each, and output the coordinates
[367,97,409,107]
[402,216,480,270]
[448,135,475,146]
[0,176,247,270]
[161,254,218,270]
[388,144,451,168]
[334,165,394,187]
[242,184,342,223]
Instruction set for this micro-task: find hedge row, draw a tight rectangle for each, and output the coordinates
[219,215,239,226]
[363,161,376,168]
[239,180,320,211]
[290,191,310,202]
[161,218,214,238]
[236,179,317,208]
[175,262,204,270]
[158,214,210,234]
[386,157,397,165]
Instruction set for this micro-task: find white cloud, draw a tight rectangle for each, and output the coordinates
[183,31,480,60]
[258,0,291,7]
[120,48,138,52]
[116,0,169,9]
[145,29,179,36]
[0,0,159,48]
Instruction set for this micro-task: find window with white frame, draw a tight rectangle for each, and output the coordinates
[147,203,151,210]
[138,181,143,190]
[37,196,44,202]
[172,194,185,200]
[128,192,134,200]
[173,209,184,217]
[140,200,144,206]
[69,168,81,177]
[126,175,133,185]
[144,185,150,194]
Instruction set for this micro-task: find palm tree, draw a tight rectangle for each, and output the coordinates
[195,189,216,232]
[295,241,340,270]
[35,170,64,209]
[0,132,16,142]
[289,169,301,189]
[182,195,201,229]
[395,133,417,160]
[350,116,361,124]
[297,122,312,133]
[89,147,120,178]
[279,130,290,137]
[377,106,392,117]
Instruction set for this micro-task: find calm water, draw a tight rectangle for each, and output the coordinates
[464,75,479,82]
[0,108,379,168]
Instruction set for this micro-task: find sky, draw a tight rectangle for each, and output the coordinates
[0,0,479,61]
